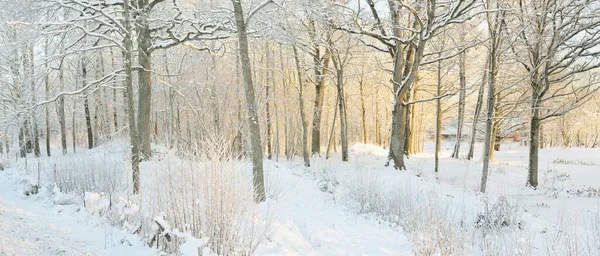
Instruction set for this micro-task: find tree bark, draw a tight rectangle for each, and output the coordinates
[467,56,488,160]
[232,0,266,202]
[527,95,541,188]
[232,50,244,157]
[292,46,311,167]
[388,40,423,170]
[452,50,467,158]
[209,56,221,135]
[58,59,67,155]
[388,45,409,169]
[335,68,349,162]
[110,48,119,133]
[309,20,330,156]
[278,45,290,160]
[326,96,338,159]
[435,56,442,173]
[265,40,273,160]
[539,123,545,149]
[480,50,498,193]
[136,0,152,160]
[72,104,77,154]
[18,124,30,158]
[82,58,94,149]
[94,52,106,144]
[27,47,40,158]
[272,48,279,161]
[359,74,367,144]
[123,0,140,194]
[45,39,51,157]
[375,88,381,146]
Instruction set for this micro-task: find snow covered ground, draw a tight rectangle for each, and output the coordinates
[0,169,154,256]
[295,142,600,255]
[255,160,413,255]
[260,141,600,255]
[0,141,599,255]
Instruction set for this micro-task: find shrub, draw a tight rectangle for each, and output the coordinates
[143,136,270,255]
[476,196,522,231]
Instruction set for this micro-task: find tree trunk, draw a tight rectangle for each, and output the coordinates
[389,94,409,169]
[82,59,94,149]
[359,75,367,144]
[309,21,330,156]
[387,39,422,170]
[490,118,500,160]
[539,123,545,149]
[311,84,326,155]
[209,56,221,135]
[232,50,244,157]
[123,0,140,194]
[406,88,418,155]
[405,87,413,155]
[278,45,290,160]
[375,88,381,146]
[162,52,174,147]
[18,124,29,158]
[292,46,311,167]
[388,63,408,170]
[265,41,273,160]
[137,0,152,160]
[232,0,266,202]
[336,69,349,162]
[28,47,40,158]
[480,51,497,193]
[272,49,279,162]
[94,52,106,144]
[326,96,339,159]
[72,107,76,154]
[45,39,51,157]
[32,113,40,156]
[452,50,467,158]
[110,48,119,133]
[527,97,541,188]
[467,55,488,160]
[58,59,67,155]
[72,62,78,154]
[435,56,442,173]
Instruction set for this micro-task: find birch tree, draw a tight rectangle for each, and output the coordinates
[480,0,506,193]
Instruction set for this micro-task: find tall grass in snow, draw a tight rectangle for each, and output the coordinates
[11,138,269,255]
[328,157,600,256]
[143,136,269,255]
[341,171,468,255]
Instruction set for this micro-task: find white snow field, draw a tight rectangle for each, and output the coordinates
[0,140,599,255]
[0,169,154,256]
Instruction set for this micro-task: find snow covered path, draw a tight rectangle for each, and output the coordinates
[256,161,414,255]
[0,171,154,256]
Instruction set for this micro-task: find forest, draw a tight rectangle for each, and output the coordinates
[0,0,599,255]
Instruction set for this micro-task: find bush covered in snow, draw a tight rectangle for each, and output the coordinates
[476,196,522,230]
